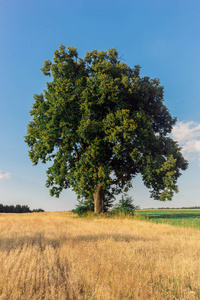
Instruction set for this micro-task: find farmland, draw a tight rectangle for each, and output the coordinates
[0,211,200,299]
[135,209,200,229]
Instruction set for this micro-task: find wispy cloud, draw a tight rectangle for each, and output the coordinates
[172,121,200,143]
[172,121,200,163]
[0,170,11,180]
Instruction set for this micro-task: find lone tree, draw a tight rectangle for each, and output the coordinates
[25,44,188,213]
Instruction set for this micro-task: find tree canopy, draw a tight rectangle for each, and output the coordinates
[25,44,188,213]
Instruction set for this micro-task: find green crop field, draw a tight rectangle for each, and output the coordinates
[135,209,200,229]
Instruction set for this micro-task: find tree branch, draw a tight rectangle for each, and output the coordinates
[81,138,88,151]
[111,159,142,185]
[74,145,79,161]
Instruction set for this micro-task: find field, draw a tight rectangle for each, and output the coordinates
[1,212,200,299]
[135,209,200,229]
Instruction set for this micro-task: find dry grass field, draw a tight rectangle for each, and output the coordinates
[0,212,200,299]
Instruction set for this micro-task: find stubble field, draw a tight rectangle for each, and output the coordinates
[0,212,200,299]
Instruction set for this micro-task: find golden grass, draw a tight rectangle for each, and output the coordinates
[0,212,200,299]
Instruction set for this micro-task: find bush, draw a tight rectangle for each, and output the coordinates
[72,194,140,217]
[112,194,139,215]
[72,198,94,217]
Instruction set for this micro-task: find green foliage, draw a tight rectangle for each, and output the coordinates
[73,193,114,216]
[112,194,139,215]
[72,198,94,217]
[25,44,188,212]
[32,208,45,212]
[0,204,44,213]
[0,204,29,213]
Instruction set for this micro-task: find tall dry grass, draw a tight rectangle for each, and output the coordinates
[0,212,200,299]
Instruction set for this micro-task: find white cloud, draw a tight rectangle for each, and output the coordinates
[172,121,200,143]
[172,121,200,164]
[0,170,11,180]
[183,140,200,154]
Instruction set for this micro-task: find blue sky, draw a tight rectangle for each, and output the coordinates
[0,0,200,211]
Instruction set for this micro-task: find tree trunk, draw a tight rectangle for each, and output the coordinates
[93,183,105,214]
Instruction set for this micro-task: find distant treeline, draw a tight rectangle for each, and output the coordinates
[150,207,200,210]
[0,204,44,213]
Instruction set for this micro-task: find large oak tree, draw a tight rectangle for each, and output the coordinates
[25,44,188,213]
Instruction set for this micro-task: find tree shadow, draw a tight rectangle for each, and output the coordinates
[74,234,156,243]
[0,232,157,252]
[0,233,66,252]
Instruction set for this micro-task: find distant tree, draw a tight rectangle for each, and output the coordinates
[15,205,22,213]
[21,205,31,213]
[4,205,9,213]
[32,208,45,212]
[25,44,188,214]
[9,205,15,213]
[0,204,43,213]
